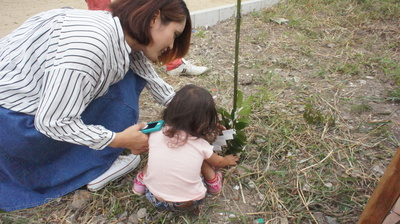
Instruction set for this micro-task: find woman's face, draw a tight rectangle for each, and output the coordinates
[142,13,186,62]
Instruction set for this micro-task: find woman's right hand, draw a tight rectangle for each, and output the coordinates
[109,123,149,155]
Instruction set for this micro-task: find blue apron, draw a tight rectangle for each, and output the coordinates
[0,70,146,211]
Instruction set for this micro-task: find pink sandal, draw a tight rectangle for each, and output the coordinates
[132,171,146,195]
[205,170,222,194]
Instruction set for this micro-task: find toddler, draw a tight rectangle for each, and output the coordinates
[133,84,239,211]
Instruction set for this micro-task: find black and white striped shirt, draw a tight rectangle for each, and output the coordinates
[0,8,175,150]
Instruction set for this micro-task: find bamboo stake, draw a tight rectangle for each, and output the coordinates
[232,0,241,114]
[358,147,400,223]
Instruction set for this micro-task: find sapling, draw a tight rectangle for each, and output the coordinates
[217,0,253,154]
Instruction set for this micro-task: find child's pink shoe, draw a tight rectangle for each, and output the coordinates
[132,172,146,195]
[205,170,222,194]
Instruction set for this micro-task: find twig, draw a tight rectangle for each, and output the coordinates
[239,181,246,204]
[236,171,263,180]
[299,150,334,172]
[246,211,275,215]
[296,174,318,223]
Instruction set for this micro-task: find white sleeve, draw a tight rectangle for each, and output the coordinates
[34,68,115,150]
[129,51,175,106]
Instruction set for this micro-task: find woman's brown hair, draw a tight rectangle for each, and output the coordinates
[110,0,192,64]
[162,84,220,145]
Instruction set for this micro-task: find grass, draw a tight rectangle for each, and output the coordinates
[1,0,399,223]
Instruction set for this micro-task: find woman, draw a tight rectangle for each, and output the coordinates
[0,0,191,211]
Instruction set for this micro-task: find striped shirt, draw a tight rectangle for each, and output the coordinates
[0,8,175,150]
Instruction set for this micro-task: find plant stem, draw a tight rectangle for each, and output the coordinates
[233,0,242,114]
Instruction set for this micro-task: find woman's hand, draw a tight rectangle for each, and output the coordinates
[109,123,149,155]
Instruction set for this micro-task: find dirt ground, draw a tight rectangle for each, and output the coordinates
[1,0,399,223]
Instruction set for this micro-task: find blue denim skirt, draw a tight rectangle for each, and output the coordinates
[0,70,146,211]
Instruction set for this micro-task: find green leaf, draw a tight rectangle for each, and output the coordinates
[226,140,244,154]
[234,121,249,130]
[242,95,254,107]
[237,90,244,108]
[221,117,232,129]
[235,130,247,141]
[230,108,237,120]
[217,107,231,117]
[238,106,252,116]
[237,117,250,123]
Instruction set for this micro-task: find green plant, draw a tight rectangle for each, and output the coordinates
[215,0,253,154]
[303,104,325,125]
[218,90,253,154]
[303,103,335,126]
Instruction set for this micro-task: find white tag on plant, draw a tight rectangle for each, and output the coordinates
[212,129,236,151]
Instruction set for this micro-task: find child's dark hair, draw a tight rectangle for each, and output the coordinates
[162,84,220,144]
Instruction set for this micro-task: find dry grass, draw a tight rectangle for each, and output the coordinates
[1,0,399,223]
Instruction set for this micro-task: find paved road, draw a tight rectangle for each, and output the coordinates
[0,0,248,37]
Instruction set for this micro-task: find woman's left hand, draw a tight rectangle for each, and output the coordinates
[109,123,149,155]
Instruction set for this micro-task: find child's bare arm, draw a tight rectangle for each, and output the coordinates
[205,153,239,168]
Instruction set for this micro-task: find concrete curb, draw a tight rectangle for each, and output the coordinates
[190,0,280,28]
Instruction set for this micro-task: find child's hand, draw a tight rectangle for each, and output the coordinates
[206,153,239,168]
[218,123,227,131]
[225,154,239,166]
